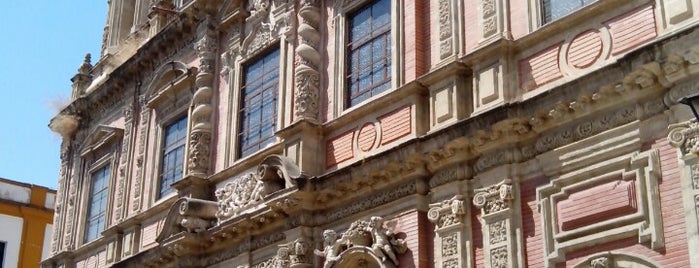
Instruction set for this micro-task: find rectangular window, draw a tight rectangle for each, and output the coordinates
[84,165,110,243]
[238,49,280,158]
[159,116,187,198]
[347,0,391,107]
[541,0,594,24]
[0,241,5,268]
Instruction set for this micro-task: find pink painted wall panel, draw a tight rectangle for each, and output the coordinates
[357,123,377,152]
[519,44,563,92]
[521,177,548,268]
[379,105,412,145]
[325,131,354,168]
[556,179,637,231]
[560,139,689,267]
[567,30,603,69]
[606,5,657,55]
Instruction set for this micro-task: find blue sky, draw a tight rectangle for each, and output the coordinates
[0,2,107,189]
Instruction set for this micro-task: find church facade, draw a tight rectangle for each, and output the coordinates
[44,0,699,267]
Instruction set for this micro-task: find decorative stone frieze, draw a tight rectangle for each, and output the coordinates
[316,216,407,268]
[188,18,218,176]
[438,0,453,60]
[294,0,321,122]
[473,180,521,268]
[132,96,150,213]
[114,104,134,223]
[216,155,307,222]
[428,195,473,268]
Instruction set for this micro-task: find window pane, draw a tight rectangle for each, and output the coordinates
[84,165,110,243]
[542,0,594,24]
[159,116,187,198]
[239,49,279,158]
[347,0,392,107]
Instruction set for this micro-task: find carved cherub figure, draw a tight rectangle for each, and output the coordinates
[367,216,400,265]
[314,229,343,268]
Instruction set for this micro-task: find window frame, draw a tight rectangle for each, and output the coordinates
[83,163,112,244]
[236,47,282,159]
[332,0,402,116]
[540,0,595,25]
[345,0,393,108]
[157,114,189,199]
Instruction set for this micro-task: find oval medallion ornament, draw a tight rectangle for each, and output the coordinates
[357,123,377,152]
[567,30,603,69]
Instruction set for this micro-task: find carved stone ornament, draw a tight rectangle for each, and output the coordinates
[473,181,513,215]
[667,120,699,155]
[315,216,407,268]
[156,197,219,243]
[294,0,321,122]
[216,155,307,222]
[188,18,218,176]
[428,195,466,229]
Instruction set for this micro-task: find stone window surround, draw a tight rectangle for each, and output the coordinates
[83,164,111,244]
[144,63,195,207]
[237,48,281,158]
[77,140,119,248]
[331,0,403,118]
[226,42,287,165]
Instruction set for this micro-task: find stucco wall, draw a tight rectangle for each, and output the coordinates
[0,214,24,268]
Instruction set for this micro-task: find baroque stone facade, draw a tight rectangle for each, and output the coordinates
[45,0,699,267]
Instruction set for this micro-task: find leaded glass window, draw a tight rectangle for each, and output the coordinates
[239,49,279,158]
[84,165,110,243]
[159,116,187,198]
[347,0,391,107]
[541,0,595,24]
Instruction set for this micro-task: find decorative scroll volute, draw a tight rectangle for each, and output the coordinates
[668,120,699,155]
[428,195,467,229]
[473,181,513,215]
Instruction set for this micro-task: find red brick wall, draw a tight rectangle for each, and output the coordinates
[403,0,428,82]
[521,176,549,268]
[394,210,432,268]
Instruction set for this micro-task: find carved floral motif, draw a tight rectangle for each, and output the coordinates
[490,246,508,268]
[442,233,458,257]
[438,0,453,59]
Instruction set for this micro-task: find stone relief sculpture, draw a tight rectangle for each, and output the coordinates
[315,216,407,268]
[216,155,307,221]
[314,230,342,268]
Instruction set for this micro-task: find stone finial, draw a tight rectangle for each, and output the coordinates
[78,53,92,74]
[71,53,94,100]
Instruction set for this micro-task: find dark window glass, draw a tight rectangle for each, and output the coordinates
[84,165,110,243]
[159,116,187,198]
[239,49,280,158]
[541,0,595,24]
[0,241,5,268]
[347,0,391,107]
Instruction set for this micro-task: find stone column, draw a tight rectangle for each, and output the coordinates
[293,0,321,123]
[668,120,699,268]
[428,195,473,268]
[188,18,218,177]
[473,180,521,268]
